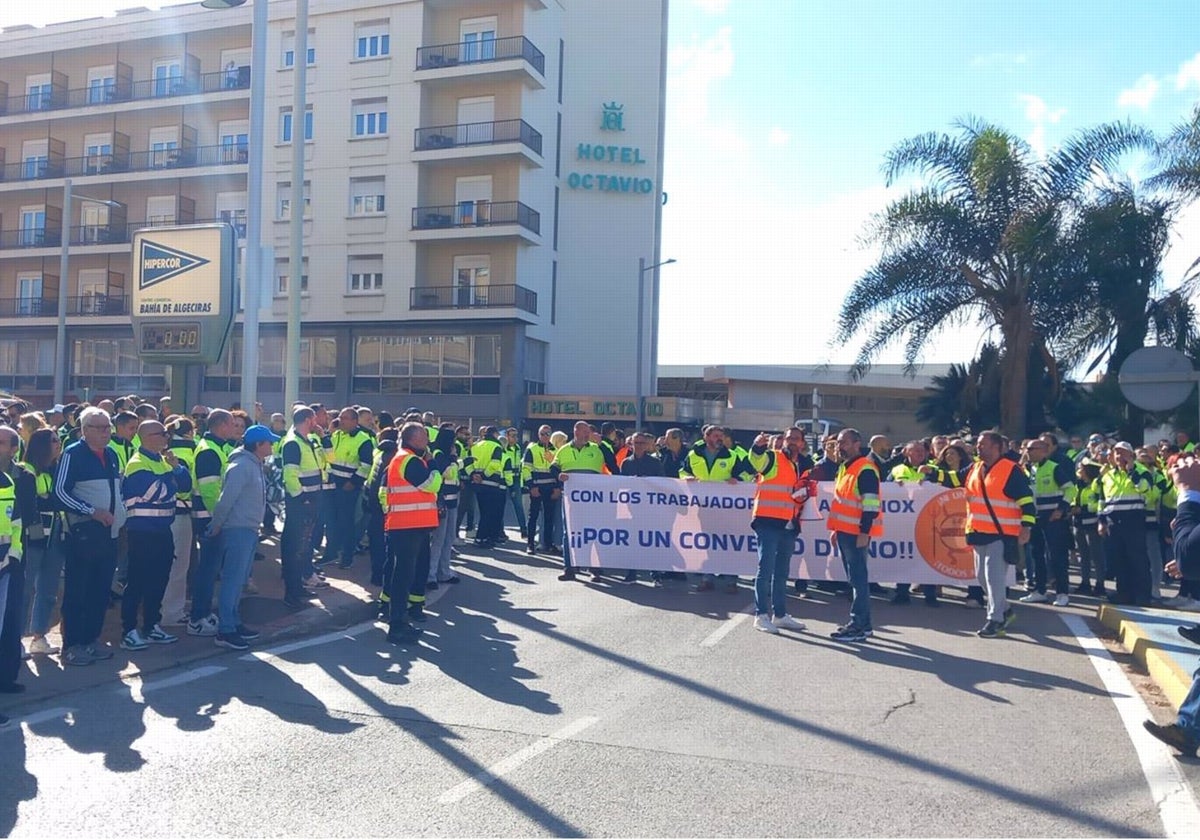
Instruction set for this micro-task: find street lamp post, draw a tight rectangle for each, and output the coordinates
[636,257,676,430]
[203,0,266,413]
[285,0,309,411]
[54,180,124,403]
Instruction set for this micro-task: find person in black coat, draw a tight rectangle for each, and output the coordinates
[1144,456,1200,756]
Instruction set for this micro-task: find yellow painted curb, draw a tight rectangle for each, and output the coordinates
[1097,604,1193,711]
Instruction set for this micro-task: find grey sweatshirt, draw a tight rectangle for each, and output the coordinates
[209,447,266,532]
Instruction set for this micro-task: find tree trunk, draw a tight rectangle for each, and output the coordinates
[999,312,1033,438]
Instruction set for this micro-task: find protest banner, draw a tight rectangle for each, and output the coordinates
[561,474,1015,586]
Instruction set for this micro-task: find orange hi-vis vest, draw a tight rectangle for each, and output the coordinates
[384,450,439,530]
[965,458,1023,536]
[752,450,802,522]
[828,456,883,537]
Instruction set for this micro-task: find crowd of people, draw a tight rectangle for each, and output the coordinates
[1,391,1199,726]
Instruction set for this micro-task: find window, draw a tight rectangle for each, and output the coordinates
[18,207,46,246]
[355,22,390,58]
[280,106,313,142]
[350,177,385,215]
[275,257,309,295]
[16,273,43,316]
[152,59,183,97]
[348,255,384,293]
[277,181,311,220]
[84,133,113,175]
[146,195,178,226]
[204,335,335,394]
[25,73,53,110]
[353,334,501,394]
[352,99,388,137]
[217,191,248,238]
[460,17,497,63]
[452,255,490,307]
[87,66,116,104]
[525,338,546,395]
[282,31,316,67]
[71,338,166,394]
[21,139,49,180]
[0,338,55,391]
[219,120,250,163]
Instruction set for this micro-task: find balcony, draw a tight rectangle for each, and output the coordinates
[414,36,545,88]
[0,297,57,317]
[410,283,537,315]
[0,144,247,184]
[0,68,250,117]
[411,201,540,244]
[0,228,61,250]
[413,119,542,166]
[69,294,130,316]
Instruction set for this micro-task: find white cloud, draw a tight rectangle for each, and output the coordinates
[1117,73,1160,110]
[667,26,743,152]
[1175,52,1200,91]
[1019,94,1066,159]
[692,0,731,13]
[767,127,790,147]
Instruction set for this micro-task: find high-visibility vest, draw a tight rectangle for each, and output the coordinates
[965,458,1024,536]
[1031,459,1075,513]
[1100,466,1150,518]
[108,436,134,474]
[123,450,179,522]
[311,431,333,490]
[554,442,606,473]
[752,450,801,522]
[1076,479,1100,526]
[168,437,196,512]
[282,428,323,497]
[828,456,883,537]
[471,439,506,489]
[383,450,441,530]
[329,428,372,483]
[523,442,557,490]
[890,462,924,483]
[684,447,741,482]
[0,471,23,562]
[192,435,230,521]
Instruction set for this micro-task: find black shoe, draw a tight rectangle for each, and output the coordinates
[0,682,26,694]
[977,620,1005,638]
[558,570,577,582]
[622,571,638,584]
[1178,625,1200,646]
[386,624,422,645]
[337,560,353,570]
[546,545,562,554]
[527,544,537,555]
[869,583,887,595]
[236,625,260,641]
[283,593,314,609]
[427,580,440,591]
[1143,720,1199,756]
[1073,584,1094,596]
[408,604,427,623]
[440,575,461,584]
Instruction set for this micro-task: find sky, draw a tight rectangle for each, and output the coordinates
[3,1,1200,372]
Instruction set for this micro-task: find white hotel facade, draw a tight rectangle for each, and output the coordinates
[0,0,668,422]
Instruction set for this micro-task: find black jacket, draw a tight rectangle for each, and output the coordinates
[1175,500,1200,580]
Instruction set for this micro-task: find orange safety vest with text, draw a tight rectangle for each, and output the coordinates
[828,456,884,537]
[384,451,439,530]
[752,450,801,522]
[965,458,1022,536]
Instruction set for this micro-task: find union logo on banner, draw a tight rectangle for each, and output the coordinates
[914,487,974,579]
[138,240,210,290]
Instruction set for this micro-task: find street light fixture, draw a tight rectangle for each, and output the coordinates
[54,179,125,403]
[203,0,266,412]
[637,257,676,429]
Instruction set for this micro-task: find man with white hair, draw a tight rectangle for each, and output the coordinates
[54,406,128,665]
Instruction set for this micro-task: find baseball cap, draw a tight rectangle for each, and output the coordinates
[1113,441,1134,454]
[243,424,281,446]
[50,404,66,413]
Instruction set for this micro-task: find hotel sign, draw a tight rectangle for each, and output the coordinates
[566,102,654,195]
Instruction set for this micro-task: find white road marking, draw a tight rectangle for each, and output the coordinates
[240,620,377,662]
[1062,614,1200,838]
[437,716,600,804]
[4,707,75,730]
[130,665,228,702]
[700,606,754,647]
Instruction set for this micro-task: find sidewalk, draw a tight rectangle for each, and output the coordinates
[1098,602,1200,710]
[1,530,387,716]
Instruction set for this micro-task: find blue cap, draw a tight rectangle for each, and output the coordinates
[243,424,281,446]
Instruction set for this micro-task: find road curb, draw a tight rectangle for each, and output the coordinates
[1096,603,1193,711]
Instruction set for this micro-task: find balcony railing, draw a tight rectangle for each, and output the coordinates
[411,201,540,234]
[69,294,130,316]
[410,283,537,314]
[0,297,57,317]
[0,67,251,117]
[0,143,248,184]
[0,229,62,250]
[416,35,544,75]
[414,119,542,155]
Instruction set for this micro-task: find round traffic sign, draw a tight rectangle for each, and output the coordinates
[1118,347,1196,411]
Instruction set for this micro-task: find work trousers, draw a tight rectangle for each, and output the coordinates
[161,512,193,625]
[122,528,174,634]
[281,495,318,597]
[506,485,527,536]
[1030,516,1070,595]
[1107,514,1150,604]
[331,486,362,566]
[475,485,505,542]
[456,483,476,532]
[527,490,559,548]
[387,528,432,628]
[22,532,64,636]
[62,521,118,649]
[0,561,23,686]
[1074,522,1105,590]
[973,539,1009,624]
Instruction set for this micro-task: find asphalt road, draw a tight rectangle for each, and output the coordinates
[1,538,1194,837]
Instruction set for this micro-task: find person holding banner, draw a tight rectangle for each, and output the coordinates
[828,429,882,643]
[682,425,757,593]
[553,421,608,582]
[965,431,1034,638]
[748,428,810,634]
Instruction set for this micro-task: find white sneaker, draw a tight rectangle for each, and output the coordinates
[187,615,219,637]
[146,624,180,645]
[1053,593,1070,607]
[29,637,60,655]
[121,629,149,651]
[753,615,780,634]
[302,575,329,589]
[1019,592,1050,604]
[772,614,807,632]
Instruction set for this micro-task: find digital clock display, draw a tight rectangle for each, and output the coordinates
[140,323,202,354]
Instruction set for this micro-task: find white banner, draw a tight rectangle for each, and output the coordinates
[561,474,1017,586]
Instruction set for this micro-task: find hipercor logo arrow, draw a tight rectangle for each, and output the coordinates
[138,239,210,290]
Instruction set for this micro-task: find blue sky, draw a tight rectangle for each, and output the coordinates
[5,1,1200,371]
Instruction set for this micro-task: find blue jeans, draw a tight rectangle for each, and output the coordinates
[754,525,794,617]
[1177,663,1200,745]
[332,486,361,566]
[189,528,223,623]
[217,527,257,634]
[23,532,65,636]
[507,486,526,535]
[836,532,872,631]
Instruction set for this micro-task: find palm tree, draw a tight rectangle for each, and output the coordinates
[836,118,1154,437]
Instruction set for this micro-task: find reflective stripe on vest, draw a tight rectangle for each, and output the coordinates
[753,451,800,521]
[828,457,883,536]
[965,459,1023,536]
[383,452,438,529]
